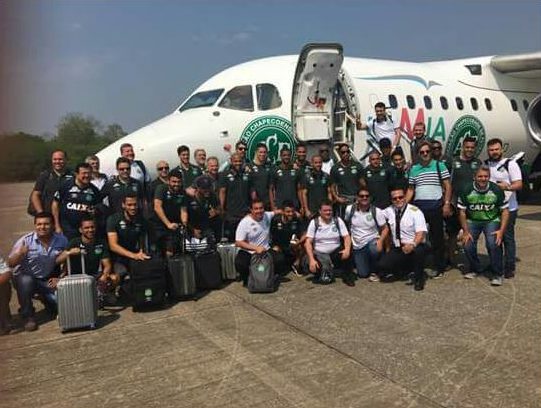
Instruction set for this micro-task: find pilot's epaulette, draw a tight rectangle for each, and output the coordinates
[409,204,419,211]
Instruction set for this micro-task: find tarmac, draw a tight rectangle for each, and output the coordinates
[0,182,540,408]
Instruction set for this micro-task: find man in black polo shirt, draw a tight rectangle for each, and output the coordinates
[271,200,305,276]
[247,143,274,209]
[219,153,251,241]
[330,143,363,218]
[106,195,150,280]
[388,151,409,191]
[174,145,203,192]
[445,136,482,267]
[187,175,221,240]
[57,216,117,306]
[270,147,301,210]
[294,142,311,177]
[151,169,188,256]
[300,155,331,219]
[52,163,101,240]
[101,157,145,214]
[30,149,73,214]
[360,151,391,209]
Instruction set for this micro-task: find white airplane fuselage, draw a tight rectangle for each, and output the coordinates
[97,47,541,178]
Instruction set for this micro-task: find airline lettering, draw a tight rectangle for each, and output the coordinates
[399,108,446,141]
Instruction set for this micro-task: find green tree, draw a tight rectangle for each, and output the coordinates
[56,112,102,145]
[0,132,50,181]
[103,123,127,142]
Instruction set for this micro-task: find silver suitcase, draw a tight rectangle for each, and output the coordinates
[57,251,98,333]
[217,242,238,280]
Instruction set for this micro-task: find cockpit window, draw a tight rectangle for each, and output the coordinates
[256,83,282,110]
[179,89,224,112]
[219,85,254,111]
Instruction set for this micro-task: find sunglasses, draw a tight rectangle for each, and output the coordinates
[238,146,247,151]
[358,194,370,198]
[118,167,130,171]
[419,150,431,155]
[157,166,169,171]
[391,195,405,201]
[339,150,350,155]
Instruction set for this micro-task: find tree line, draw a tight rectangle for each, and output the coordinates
[0,113,127,182]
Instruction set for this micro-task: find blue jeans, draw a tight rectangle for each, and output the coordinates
[15,273,57,318]
[464,221,503,276]
[353,240,380,278]
[503,210,517,273]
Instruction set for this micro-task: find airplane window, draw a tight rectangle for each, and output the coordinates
[388,94,398,109]
[456,97,464,110]
[256,83,282,110]
[219,85,254,112]
[440,96,448,110]
[523,99,530,110]
[423,96,432,110]
[510,99,518,111]
[178,89,224,112]
[485,98,492,111]
[470,97,478,111]
[406,95,415,109]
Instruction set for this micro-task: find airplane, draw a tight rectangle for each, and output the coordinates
[97,43,541,179]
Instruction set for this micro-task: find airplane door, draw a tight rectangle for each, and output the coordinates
[292,43,344,143]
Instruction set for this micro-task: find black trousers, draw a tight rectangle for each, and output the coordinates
[378,245,427,282]
[421,208,446,272]
[234,249,284,285]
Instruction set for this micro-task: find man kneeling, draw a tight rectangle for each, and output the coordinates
[304,199,354,286]
[234,200,282,286]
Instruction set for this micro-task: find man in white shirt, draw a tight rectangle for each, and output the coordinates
[234,200,282,286]
[357,102,401,151]
[120,143,151,196]
[379,187,428,291]
[305,199,353,286]
[319,146,334,175]
[486,138,522,278]
[345,189,388,282]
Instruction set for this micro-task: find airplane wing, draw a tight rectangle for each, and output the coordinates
[490,52,541,78]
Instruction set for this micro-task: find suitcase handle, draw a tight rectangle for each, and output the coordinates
[66,248,86,276]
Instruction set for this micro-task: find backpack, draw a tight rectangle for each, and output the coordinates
[344,204,380,232]
[248,252,277,293]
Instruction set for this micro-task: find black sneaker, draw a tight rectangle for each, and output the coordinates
[504,270,515,279]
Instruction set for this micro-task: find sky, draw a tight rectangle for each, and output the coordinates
[1,0,540,136]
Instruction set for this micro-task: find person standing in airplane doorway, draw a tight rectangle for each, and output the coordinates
[356,102,402,154]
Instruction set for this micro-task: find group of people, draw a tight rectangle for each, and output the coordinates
[0,103,523,334]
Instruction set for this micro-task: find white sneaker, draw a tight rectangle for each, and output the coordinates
[490,277,503,286]
[368,274,380,282]
[464,272,477,279]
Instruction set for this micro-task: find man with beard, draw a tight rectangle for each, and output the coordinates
[300,155,332,219]
[247,143,274,209]
[410,122,428,165]
[330,143,363,218]
[360,151,392,209]
[101,157,145,215]
[52,163,101,240]
[151,170,188,256]
[486,138,522,278]
[174,145,203,192]
[187,175,221,241]
[218,153,252,241]
[270,147,301,210]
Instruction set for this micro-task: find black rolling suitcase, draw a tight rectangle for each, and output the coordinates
[194,250,222,290]
[129,257,167,311]
[167,229,196,299]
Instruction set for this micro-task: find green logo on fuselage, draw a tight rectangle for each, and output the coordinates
[240,116,296,163]
[446,115,486,158]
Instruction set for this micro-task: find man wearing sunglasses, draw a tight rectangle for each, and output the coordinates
[330,143,363,218]
[406,141,452,279]
[149,161,170,200]
[379,188,428,290]
[101,157,146,215]
[220,140,249,172]
[345,189,388,282]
